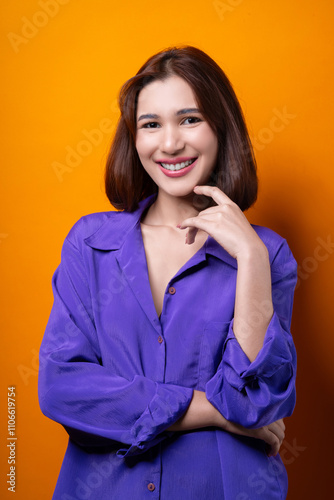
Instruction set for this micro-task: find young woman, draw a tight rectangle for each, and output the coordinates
[39,46,297,499]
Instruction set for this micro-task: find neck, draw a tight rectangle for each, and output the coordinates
[142,190,201,227]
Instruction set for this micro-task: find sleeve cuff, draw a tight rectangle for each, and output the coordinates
[116,384,193,457]
[222,313,295,392]
[205,313,297,427]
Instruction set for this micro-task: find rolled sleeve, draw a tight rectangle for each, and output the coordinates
[206,238,297,428]
[116,383,193,457]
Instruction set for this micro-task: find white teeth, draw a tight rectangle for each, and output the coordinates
[160,159,195,171]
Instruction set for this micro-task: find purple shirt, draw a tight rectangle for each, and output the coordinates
[38,193,297,499]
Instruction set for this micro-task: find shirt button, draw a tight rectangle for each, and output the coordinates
[158,336,163,344]
[147,483,155,491]
[168,286,176,295]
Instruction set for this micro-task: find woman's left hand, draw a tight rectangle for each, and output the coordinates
[223,418,286,457]
[178,185,264,260]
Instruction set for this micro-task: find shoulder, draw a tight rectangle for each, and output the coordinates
[61,195,156,254]
[64,210,136,252]
[252,225,297,277]
[66,211,120,241]
[252,225,286,259]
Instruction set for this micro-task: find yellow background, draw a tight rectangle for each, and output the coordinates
[1,0,333,498]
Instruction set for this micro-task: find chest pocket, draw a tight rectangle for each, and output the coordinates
[197,321,231,391]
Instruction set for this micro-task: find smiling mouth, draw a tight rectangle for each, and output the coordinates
[159,158,197,172]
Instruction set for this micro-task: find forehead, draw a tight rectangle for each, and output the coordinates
[136,76,198,115]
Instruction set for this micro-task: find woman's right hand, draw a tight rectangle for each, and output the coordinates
[222,417,286,457]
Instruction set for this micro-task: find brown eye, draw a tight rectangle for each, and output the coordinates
[142,122,160,129]
[182,117,202,125]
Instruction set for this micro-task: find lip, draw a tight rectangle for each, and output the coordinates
[158,157,198,178]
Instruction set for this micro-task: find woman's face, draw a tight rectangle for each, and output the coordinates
[135,75,219,199]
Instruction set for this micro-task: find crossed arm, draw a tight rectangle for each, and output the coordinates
[168,390,285,457]
[39,198,296,458]
[174,185,288,455]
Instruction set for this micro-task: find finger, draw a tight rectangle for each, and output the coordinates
[179,211,225,227]
[253,426,280,457]
[178,216,219,233]
[178,217,220,244]
[177,221,200,245]
[193,185,234,206]
[266,424,285,457]
[186,227,199,245]
[196,206,231,217]
[268,440,280,457]
[263,429,280,457]
[278,418,285,432]
[269,422,285,443]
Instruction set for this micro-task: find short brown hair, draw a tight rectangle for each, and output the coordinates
[105,46,257,212]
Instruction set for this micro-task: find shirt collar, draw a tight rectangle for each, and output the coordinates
[84,193,237,269]
[84,195,156,251]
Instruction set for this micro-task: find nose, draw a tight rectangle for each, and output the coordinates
[160,124,184,154]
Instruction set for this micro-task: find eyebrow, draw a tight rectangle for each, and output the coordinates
[137,108,201,122]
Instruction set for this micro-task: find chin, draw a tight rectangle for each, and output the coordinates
[160,184,197,199]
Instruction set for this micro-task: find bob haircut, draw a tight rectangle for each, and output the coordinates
[105,46,258,212]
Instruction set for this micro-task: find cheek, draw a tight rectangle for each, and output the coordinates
[136,134,154,160]
[197,128,218,158]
